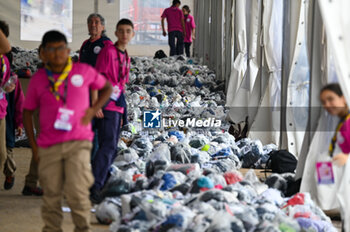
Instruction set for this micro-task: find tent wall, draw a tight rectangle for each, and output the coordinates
[0,0,193,56]
[192,0,348,161]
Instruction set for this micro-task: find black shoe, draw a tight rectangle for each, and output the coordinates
[4,176,15,190]
[22,186,43,196]
[90,188,102,204]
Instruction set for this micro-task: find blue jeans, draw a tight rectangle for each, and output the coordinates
[168,31,184,56]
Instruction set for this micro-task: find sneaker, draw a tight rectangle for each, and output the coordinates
[4,176,15,190]
[22,186,43,196]
[90,188,102,204]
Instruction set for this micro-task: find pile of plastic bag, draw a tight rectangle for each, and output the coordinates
[96,165,335,231]
[11,49,337,231]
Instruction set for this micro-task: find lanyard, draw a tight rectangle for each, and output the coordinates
[45,56,72,104]
[115,43,129,81]
[329,112,350,157]
[0,55,5,84]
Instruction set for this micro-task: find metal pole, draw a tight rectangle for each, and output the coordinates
[280,0,291,147]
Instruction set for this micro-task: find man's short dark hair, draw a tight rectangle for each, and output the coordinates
[41,30,67,48]
[173,0,181,6]
[116,18,134,30]
[0,20,9,37]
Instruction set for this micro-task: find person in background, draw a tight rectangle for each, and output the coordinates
[23,30,112,232]
[320,83,349,231]
[182,5,196,57]
[0,20,17,190]
[161,0,186,56]
[80,13,113,162]
[320,83,350,165]
[80,13,112,67]
[90,18,134,204]
[22,44,44,196]
[4,41,25,192]
[0,28,10,54]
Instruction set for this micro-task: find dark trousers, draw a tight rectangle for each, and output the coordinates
[184,42,192,57]
[91,110,122,190]
[168,31,184,56]
[91,119,99,162]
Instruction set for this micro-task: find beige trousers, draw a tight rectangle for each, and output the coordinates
[0,118,16,177]
[25,110,40,187]
[38,140,93,232]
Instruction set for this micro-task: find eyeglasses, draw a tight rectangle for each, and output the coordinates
[45,46,67,53]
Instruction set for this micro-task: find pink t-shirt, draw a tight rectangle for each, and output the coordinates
[338,118,350,153]
[23,63,107,148]
[0,55,11,119]
[95,43,130,114]
[184,14,196,43]
[161,6,184,33]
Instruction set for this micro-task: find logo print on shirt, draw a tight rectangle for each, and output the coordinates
[94,46,102,54]
[187,18,191,22]
[71,74,84,87]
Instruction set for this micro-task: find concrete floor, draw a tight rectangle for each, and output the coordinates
[0,148,109,232]
[0,148,342,232]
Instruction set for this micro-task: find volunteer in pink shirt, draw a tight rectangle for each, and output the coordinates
[90,18,134,204]
[79,13,114,163]
[320,83,350,165]
[320,83,349,231]
[182,5,196,57]
[0,20,17,190]
[161,0,186,56]
[23,30,112,232]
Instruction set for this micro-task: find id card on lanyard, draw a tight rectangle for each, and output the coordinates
[111,45,129,101]
[46,58,75,131]
[316,161,335,185]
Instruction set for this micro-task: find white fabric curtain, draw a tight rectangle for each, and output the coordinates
[249,0,284,146]
[226,0,248,105]
[226,0,264,127]
[318,0,350,105]
[248,0,261,92]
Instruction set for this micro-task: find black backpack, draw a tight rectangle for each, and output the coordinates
[265,150,297,174]
[154,50,167,59]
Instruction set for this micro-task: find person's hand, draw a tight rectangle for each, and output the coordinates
[163,31,167,37]
[4,83,15,93]
[192,35,195,40]
[95,109,104,118]
[183,32,187,38]
[16,127,23,136]
[333,152,349,166]
[81,107,95,126]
